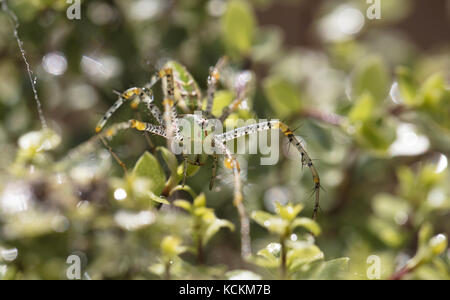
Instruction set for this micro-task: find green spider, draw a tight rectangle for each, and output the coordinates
[95,57,321,258]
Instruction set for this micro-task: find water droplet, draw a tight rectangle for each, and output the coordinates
[87,2,116,25]
[228,270,261,280]
[1,248,18,262]
[263,187,290,213]
[428,188,445,207]
[390,82,403,104]
[42,52,68,76]
[394,211,408,225]
[81,55,122,82]
[435,154,448,174]
[0,265,7,277]
[114,188,127,201]
[56,173,64,185]
[389,123,430,156]
[114,210,155,231]
[207,0,226,17]
[52,215,70,233]
[129,0,163,21]
[267,243,281,255]
[0,182,32,214]
[318,5,365,42]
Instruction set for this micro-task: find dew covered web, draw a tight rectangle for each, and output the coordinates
[1,0,48,129]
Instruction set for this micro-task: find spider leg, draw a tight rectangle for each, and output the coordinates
[219,69,252,122]
[213,138,251,259]
[159,68,181,147]
[219,97,245,123]
[135,110,155,152]
[98,134,128,175]
[96,87,144,133]
[216,120,321,220]
[99,120,167,143]
[96,119,168,173]
[140,88,165,126]
[96,121,136,175]
[131,88,163,153]
[128,119,167,138]
[205,57,228,117]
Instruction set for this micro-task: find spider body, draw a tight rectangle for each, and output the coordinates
[95,57,321,258]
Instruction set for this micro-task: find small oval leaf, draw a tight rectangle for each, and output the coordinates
[133,152,166,195]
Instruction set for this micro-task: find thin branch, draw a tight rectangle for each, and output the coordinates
[299,109,343,126]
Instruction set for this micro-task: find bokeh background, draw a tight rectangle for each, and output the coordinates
[0,0,449,279]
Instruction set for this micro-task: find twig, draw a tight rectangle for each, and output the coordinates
[390,266,413,280]
[280,236,288,279]
[297,109,343,127]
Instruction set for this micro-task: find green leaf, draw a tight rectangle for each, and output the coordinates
[263,76,302,119]
[148,191,170,205]
[372,194,411,222]
[396,66,418,105]
[315,257,349,279]
[161,235,186,260]
[222,0,256,57]
[251,26,283,63]
[291,218,321,236]
[348,93,376,123]
[297,257,350,280]
[173,200,192,212]
[212,90,234,117]
[353,121,396,153]
[177,162,200,178]
[18,129,61,152]
[17,129,62,163]
[164,61,202,111]
[133,152,166,195]
[252,243,281,268]
[287,244,324,272]
[368,217,405,248]
[194,207,214,219]
[169,185,198,199]
[275,203,303,222]
[251,211,288,235]
[419,73,447,108]
[148,263,165,277]
[429,234,447,256]
[157,147,178,177]
[193,193,206,208]
[204,218,235,245]
[352,56,390,101]
[407,226,447,270]
[418,223,434,247]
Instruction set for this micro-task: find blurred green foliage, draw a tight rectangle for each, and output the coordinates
[0,0,449,280]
